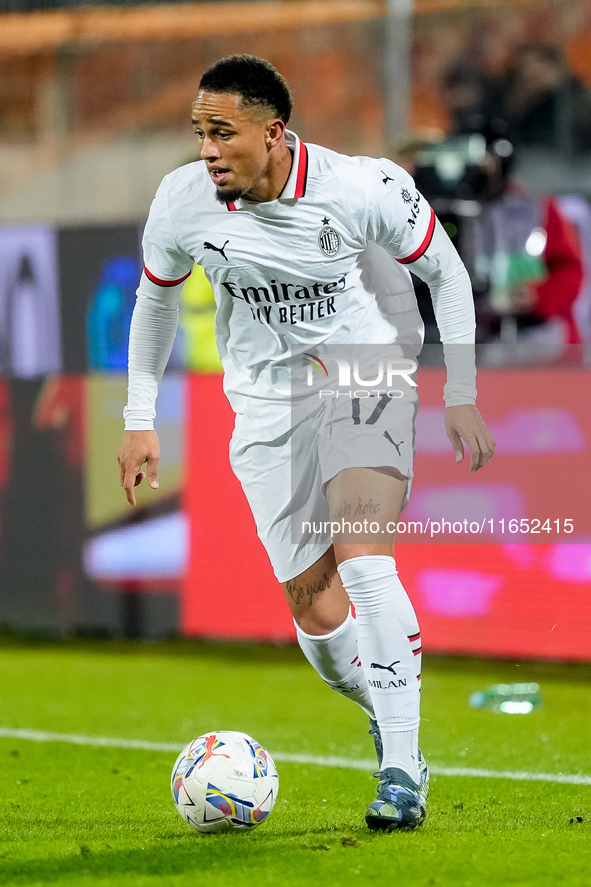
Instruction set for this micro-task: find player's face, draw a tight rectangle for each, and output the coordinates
[191,91,283,204]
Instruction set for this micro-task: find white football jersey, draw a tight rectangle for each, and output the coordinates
[129,131,475,435]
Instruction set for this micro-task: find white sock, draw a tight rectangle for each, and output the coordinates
[337,555,421,783]
[384,572,422,692]
[294,610,374,718]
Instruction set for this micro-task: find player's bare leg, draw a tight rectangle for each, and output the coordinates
[281,469,426,827]
[281,548,376,719]
[281,546,348,635]
[281,470,422,738]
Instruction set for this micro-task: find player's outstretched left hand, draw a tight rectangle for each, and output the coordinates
[444,404,496,472]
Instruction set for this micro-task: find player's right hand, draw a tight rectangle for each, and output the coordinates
[117,430,161,506]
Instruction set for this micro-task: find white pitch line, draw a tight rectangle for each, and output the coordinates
[1,727,590,787]
[0,727,181,753]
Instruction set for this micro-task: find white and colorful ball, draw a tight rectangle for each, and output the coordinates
[171,730,278,833]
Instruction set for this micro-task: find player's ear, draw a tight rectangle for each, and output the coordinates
[266,118,286,149]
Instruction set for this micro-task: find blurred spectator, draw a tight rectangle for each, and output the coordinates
[398,133,584,350]
[558,195,591,345]
[439,63,505,140]
[469,139,584,347]
[501,43,591,155]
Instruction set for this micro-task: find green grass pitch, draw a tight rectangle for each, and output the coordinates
[0,638,590,886]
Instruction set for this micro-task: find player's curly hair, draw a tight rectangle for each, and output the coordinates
[198,55,293,124]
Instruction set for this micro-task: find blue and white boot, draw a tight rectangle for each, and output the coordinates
[366,724,430,832]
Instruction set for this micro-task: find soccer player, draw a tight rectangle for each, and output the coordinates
[117,55,495,831]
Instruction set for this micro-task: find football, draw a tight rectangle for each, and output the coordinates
[171,730,279,833]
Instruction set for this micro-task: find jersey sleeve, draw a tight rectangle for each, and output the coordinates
[123,177,194,430]
[367,158,436,265]
[367,158,477,405]
[142,176,194,286]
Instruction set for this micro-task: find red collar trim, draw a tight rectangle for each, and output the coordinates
[293,141,308,199]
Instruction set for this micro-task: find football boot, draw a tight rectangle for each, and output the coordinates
[365,751,430,832]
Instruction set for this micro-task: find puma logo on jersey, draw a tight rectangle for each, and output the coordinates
[381,171,395,184]
[383,431,403,455]
[204,239,229,261]
[370,661,401,675]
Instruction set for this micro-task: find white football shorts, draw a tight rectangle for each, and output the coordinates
[229,391,418,583]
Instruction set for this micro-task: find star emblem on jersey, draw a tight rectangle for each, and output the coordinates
[318,224,341,258]
[401,188,412,204]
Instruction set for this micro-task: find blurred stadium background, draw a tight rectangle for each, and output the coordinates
[0,0,590,665]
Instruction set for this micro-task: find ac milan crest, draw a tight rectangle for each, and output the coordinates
[318,225,341,257]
